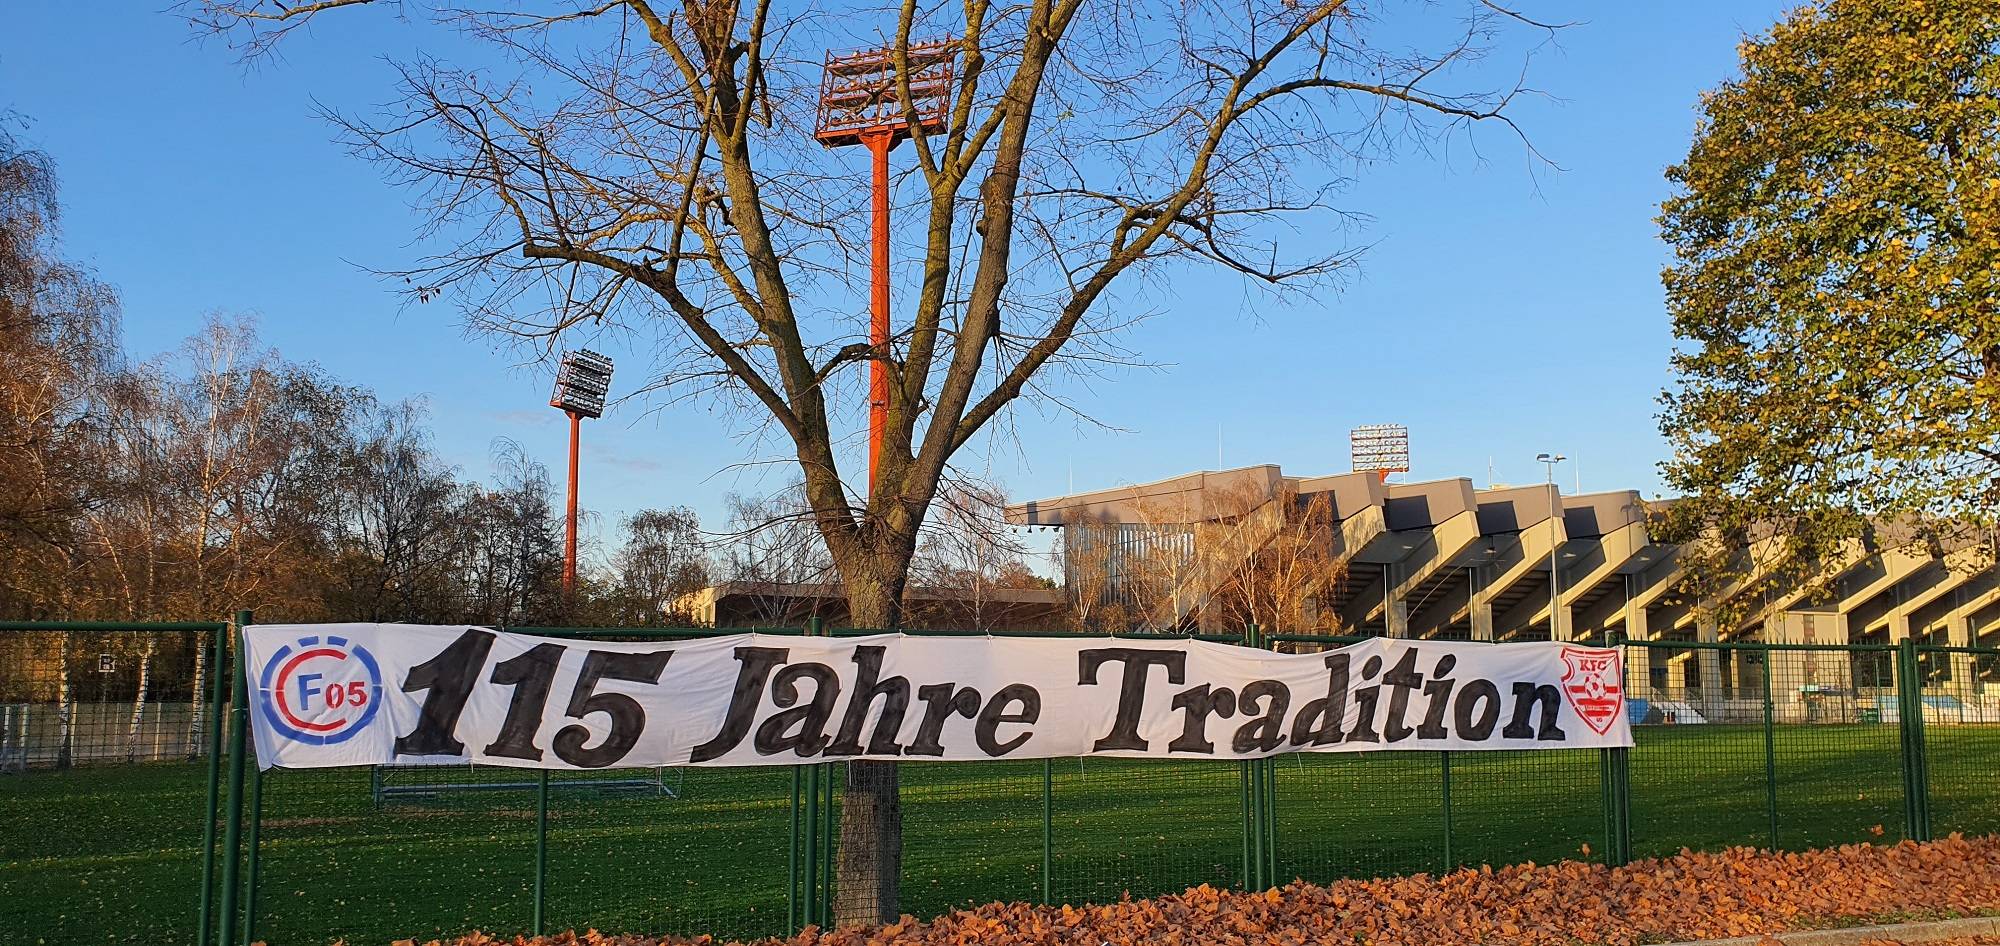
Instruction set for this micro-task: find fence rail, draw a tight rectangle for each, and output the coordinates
[1,618,1995,946]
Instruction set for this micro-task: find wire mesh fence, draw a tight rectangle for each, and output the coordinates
[0,624,216,769]
[2,621,1997,946]
[1917,644,2000,839]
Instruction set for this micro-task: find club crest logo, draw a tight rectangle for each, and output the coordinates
[257,634,384,745]
[1559,646,1623,736]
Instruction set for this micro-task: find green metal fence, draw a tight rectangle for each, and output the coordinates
[2,618,1997,946]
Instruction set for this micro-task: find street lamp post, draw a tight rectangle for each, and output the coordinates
[550,349,614,604]
[1536,453,1567,641]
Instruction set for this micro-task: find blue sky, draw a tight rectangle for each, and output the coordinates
[2,2,1792,564]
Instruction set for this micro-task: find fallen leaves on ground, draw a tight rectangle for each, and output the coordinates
[382,835,2000,946]
[1857,940,2000,946]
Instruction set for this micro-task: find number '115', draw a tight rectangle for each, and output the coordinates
[392,629,671,768]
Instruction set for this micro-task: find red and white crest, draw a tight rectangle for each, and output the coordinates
[1559,646,1624,736]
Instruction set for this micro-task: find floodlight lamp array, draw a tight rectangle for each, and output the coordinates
[1350,423,1411,474]
[550,349,614,419]
[814,39,957,146]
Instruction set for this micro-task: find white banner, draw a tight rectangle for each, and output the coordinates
[244,624,1631,770]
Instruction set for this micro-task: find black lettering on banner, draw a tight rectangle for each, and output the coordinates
[1454,679,1502,739]
[1416,655,1458,739]
[552,649,673,768]
[1231,680,1291,754]
[1344,655,1385,744]
[1167,684,1236,753]
[827,646,910,756]
[974,684,1041,756]
[907,682,982,756]
[1079,648,1187,752]
[754,662,841,757]
[688,647,789,763]
[1503,682,1567,741]
[1289,653,1350,746]
[395,628,497,757]
[1380,649,1425,743]
[483,642,567,761]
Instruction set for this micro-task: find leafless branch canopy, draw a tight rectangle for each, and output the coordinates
[182,0,1556,619]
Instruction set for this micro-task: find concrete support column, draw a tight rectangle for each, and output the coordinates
[1385,598,1409,639]
[1626,598,1652,642]
[1625,640,1654,700]
[1889,610,1913,643]
[1948,614,1979,696]
[1624,599,1653,698]
[1469,605,1494,641]
[1696,618,1724,708]
[1469,565,1495,641]
[1666,652,1692,698]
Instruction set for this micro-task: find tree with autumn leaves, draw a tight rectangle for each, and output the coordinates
[1660,0,2000,607]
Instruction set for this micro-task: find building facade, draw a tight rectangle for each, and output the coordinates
[1007,464,1999,710]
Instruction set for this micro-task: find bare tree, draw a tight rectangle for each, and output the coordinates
[714,485,839,624]
[909,475,1034,629]
[1205,487,1345,633]
[611,506,711,623]
[183,0,1556,923]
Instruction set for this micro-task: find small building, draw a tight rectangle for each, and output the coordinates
[674,581,1066,631]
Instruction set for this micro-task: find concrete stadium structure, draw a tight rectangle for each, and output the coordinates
[1005,465,1999,707]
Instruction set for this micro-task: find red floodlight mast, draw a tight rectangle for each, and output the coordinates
[550,349,614,602]
[815,39,956,490]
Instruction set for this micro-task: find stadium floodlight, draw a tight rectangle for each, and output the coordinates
[549,349,614,419]
[815,38,956,490]
[550,350,615,602]
[1350,424,1411,481]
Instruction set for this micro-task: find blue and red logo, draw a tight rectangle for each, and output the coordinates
[257,634,384,745]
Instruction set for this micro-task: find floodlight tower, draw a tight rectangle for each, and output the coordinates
[1350,424,1411,483]
[815,38,956,489]
[550,349,614,601]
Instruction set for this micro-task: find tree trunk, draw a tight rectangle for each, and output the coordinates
[833,562,904,928]
[55,632,72,770]
[186,630,207,761]
[126,638,156,763]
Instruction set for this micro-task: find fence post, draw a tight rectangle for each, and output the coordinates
[802,616,823,927]
[819,763,835,925]
[197,623,228,946]
[1263,755,1278,886]
[1897,637,1932,842]
[215,610,253,946]
[788,766,801,933]
[1600,632,1633,867]
[533,770,550,934]
[240,759,264,945]
[1439,751,1454,873]
[1041,757,1053,905]
[1241,624,1265,890]
[1760,647,1779,850]
[1239,755,1252,889]
[803,756,820,927]
[1259,626,1278,887]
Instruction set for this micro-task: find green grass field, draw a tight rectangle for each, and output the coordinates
[3,724,1998,946]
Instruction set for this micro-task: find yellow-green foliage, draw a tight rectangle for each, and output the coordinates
[1660,0,2000,600]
